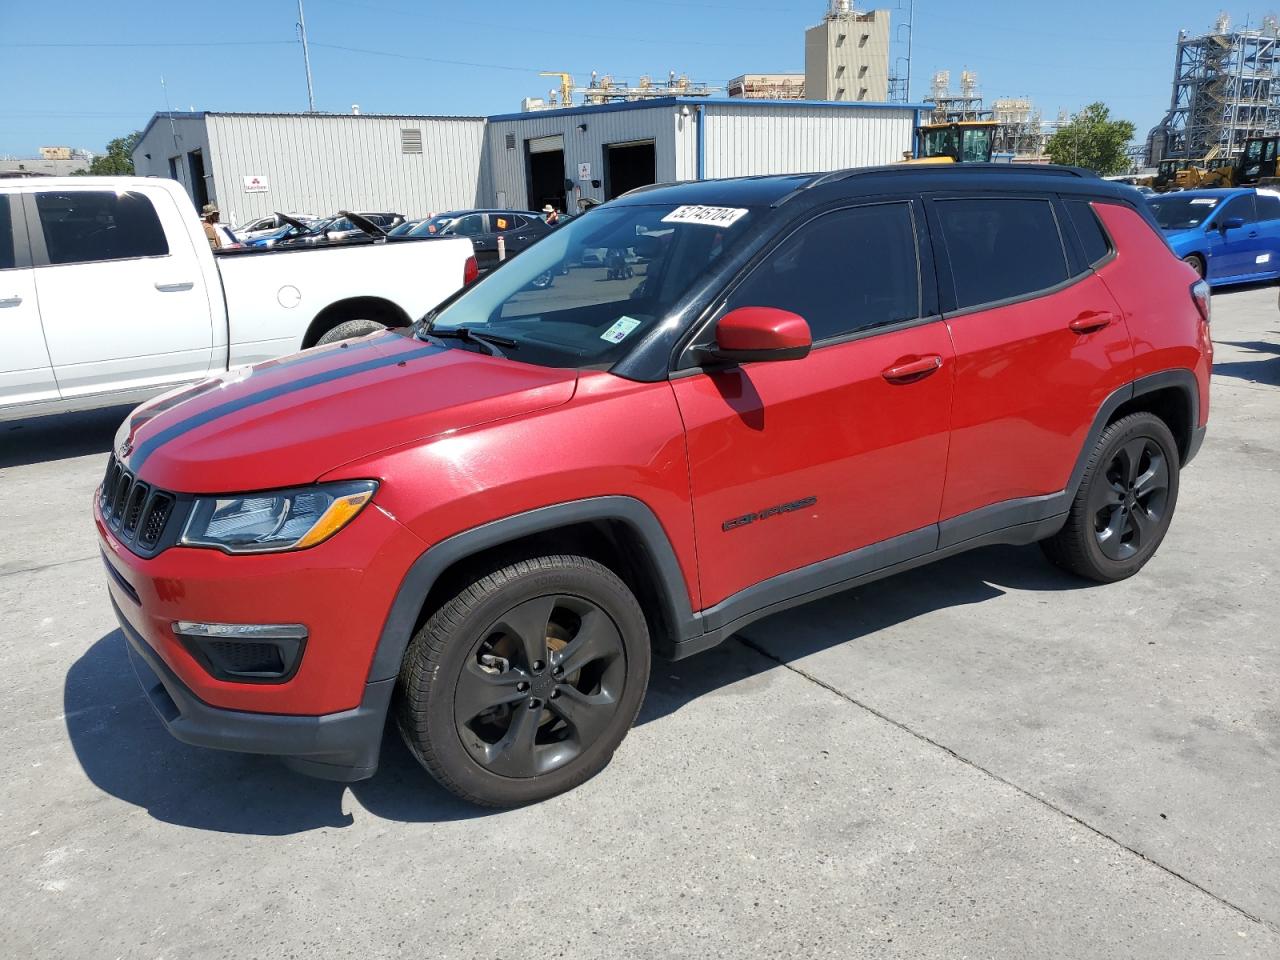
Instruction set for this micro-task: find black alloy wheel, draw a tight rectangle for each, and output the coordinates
[454,593,626,778]
[396,555,650,806]
[1089,437,1171,562]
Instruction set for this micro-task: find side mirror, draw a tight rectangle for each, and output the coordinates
[1223,216,1246,231]
[711,307,812,364]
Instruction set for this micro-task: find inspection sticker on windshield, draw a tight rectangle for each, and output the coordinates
[661,205,749,228]
[1190,198,1218,205]
[601,316,642,344]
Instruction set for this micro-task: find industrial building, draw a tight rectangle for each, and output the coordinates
[0,147,93,178]
[133,111,488,226]
[804,2,891,102]
[1146,14,1280,165]
[134,98,924,223]
[727,74,807,100]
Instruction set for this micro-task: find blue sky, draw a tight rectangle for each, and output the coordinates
[0,1,1267,156]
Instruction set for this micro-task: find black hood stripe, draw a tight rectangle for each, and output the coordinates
[129,342,442,471]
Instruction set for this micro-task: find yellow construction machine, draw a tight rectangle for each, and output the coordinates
[909,120,998,164]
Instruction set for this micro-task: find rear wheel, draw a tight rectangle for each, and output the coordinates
[1182,254,1205,278]
[1041,412,1180,582]
[395,555,650,807]
[315,318,387,346]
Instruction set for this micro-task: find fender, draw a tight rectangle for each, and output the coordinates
[365,496,698,683]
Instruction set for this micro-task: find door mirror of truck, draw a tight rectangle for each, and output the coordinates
[1223,216,1246,231]
[710,306,812,364]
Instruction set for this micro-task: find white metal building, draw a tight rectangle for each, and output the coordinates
[485,97,925,213]
[133,111,488,225]
[133,98,925,224]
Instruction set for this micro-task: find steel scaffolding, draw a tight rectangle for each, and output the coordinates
[1146,15,1280,165]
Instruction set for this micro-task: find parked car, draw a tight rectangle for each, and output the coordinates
[274,212,407,247]
[1147,187,1280,285]
[387,218,425,236]
[235,212,319,243]
[0,178,475,420]
[97,165,1210,807]
[412,209,550,272]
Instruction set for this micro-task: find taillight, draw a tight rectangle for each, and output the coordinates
[463,255,479,286]
[1191,279,1211,324]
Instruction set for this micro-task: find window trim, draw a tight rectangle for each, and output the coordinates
[25,188,171,269]
[1060,196,1117,273]
[0,193,33,270]
[671,197,935,373]
[925,192,1078,318]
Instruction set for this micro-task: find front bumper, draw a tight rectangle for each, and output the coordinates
[113,594,391,781]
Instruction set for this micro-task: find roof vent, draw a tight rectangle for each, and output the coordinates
[401,128,423,154]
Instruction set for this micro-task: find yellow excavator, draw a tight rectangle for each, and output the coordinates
[1144,137,1280,191]
[908,120,999,164]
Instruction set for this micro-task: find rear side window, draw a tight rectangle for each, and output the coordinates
[1256,192,1280,221]
[35,191,168,265]
[934,197,1069,309]
[1219,194,1257,224]
[725,202,921,341]
[1065,200,1112,267]
[0,196,16,270]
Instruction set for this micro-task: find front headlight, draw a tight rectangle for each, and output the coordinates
[180,480,377,554]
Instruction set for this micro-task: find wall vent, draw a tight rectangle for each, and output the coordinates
[401,128,423,154]
[505,133,516,149]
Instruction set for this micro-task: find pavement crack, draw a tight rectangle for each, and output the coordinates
[0,554,98,580]
[735,633,1276,933]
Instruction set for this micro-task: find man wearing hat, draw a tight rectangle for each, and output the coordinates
[541,204,560,226]
[201,203,223,249]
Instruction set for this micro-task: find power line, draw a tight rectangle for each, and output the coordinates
[0,40,296,49]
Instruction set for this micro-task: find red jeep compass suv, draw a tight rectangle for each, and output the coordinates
[97,165,1212,806]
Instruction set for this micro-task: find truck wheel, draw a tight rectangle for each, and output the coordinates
[315,318,387,346]
[1182,254,1205,278]
[395,555,650,807]
[1040,412,1180,583]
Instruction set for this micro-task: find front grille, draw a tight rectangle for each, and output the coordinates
[205,640,286,675]
[100,455,180,556]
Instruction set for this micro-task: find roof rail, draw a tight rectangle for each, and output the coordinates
[805,162,1095,191]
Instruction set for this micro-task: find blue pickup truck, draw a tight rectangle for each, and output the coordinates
[1148,187,1280,287]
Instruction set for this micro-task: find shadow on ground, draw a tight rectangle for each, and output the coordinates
[0,405,133,468]
[1214,336,1280,387]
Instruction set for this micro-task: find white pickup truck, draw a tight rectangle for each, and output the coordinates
[0,177,474,421]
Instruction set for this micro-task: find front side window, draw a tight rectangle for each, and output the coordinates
[422,202,761,369]
[452,214,485,236]
[1219,194,1257,224]
[723,202,921,341]
[35,191,168,265]
[935,197,1069,309]
[960,127,993,163]
[0,196,16,270]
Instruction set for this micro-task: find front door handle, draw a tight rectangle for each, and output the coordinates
[1068,311,1115,334]
[881,355,943,382]
[0,295,21,308]
[154,281,194,293]
[1248,231,1259,238]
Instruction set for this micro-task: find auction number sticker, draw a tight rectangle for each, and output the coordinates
[661,205,749,227]
[601,316,642,343]
[1190,198,1218,206]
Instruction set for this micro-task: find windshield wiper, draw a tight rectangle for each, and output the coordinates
[426,324,519,356]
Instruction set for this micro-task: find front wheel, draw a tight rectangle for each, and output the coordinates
[395,555,651,807]
[1040,412,1181,582]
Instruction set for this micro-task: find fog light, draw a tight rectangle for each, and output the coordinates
[172,621,307,683]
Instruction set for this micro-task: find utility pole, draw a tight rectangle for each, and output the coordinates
[297,0,316,113]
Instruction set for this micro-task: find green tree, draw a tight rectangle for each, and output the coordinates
[1046,103,1136,176]
[76,131,143,176]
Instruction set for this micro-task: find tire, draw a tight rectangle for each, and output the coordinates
[1040,412,1181,583]
[1182,254,1205,278]
[315,318,387,346]
[395,555,651,807]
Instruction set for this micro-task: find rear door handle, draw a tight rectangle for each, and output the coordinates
[1068,311,1115,334]
[154,281,194,292]
[881,355,943,382]
[0,295,22,308]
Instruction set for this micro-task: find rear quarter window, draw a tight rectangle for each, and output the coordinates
[934,197,1069,309]
[1065,199,1112,267]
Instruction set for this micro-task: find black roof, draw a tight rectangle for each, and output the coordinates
[613,164,1138,209]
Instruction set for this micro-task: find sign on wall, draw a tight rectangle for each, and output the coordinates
[577,162,592,182]
[242,175,269,193]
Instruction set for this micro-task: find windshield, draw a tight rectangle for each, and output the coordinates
[920,127,956,160]
[388,220,419,236]
[408,214,460,237]
[422,202,761,368]
[1147,195,1221,230]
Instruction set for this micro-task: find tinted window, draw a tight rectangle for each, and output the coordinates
[1256,192,1280,221]
[1219,194,1256,224]
[491,213,519,232]
[35,191,168,265]
[0,196,16,270]
[936,198,1068,308]
[725,202,921,341]
[452,214,485,236]
[1066,200,1111,267]
[1147,194,1220,230]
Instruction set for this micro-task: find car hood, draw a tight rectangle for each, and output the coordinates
[116,333,578,493]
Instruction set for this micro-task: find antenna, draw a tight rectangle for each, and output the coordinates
[297,0,317,112]
[160,75,184,186]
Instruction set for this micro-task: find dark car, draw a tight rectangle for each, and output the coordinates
[411,209,550,271]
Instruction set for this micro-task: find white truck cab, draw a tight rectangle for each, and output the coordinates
[0,178,473,421]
